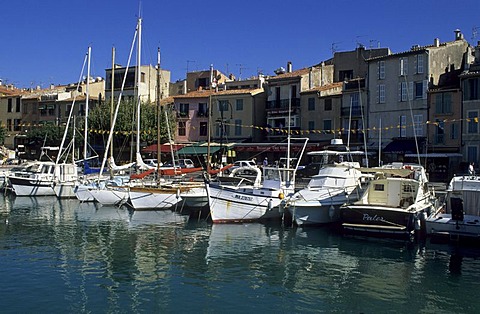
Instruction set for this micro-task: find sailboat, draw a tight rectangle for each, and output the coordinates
[53,47,93,199]
[86,18,142,206]
[8,49,92,197]
[206,86,309,223]
[126,23,184,210]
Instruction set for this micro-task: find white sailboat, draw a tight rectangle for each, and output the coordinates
[54,47,92,199]
[127,42,184,210]
[206,86,309,222]
[86,17,142,206]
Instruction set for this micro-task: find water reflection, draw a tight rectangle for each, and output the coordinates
[1,194,480,313]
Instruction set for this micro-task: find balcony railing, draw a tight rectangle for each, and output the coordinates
[177,112,190,118]
[266,98,300,111]
[196,111,209,117]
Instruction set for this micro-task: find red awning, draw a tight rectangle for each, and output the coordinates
[142,143,184,153]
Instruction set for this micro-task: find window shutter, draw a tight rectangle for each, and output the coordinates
[408,82,414,101]
[422,80,428,99]
[398,82,402,101]
[376,85,379,103]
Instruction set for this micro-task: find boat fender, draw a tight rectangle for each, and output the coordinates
[279,201,285,214]
[176,188,180,199]
[329,205,336,219]
[414,214,421,231]
[267,199,272,211]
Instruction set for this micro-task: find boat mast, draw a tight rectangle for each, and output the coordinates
[156,47,162,180]
[135,17,142,169]
[110,46,115,178]
[83,46,91,163]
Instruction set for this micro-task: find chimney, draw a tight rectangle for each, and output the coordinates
[454,29,463,40]
[434,38,440,47]
[287,61,292,73]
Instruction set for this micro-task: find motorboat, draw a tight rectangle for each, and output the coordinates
[7,161,56,196]
[426,175,480,242]
[341,162,438,237]
[287,162,366,225]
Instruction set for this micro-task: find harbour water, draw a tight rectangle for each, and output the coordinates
[0,194,479,313]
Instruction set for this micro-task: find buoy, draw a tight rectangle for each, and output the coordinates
[279,192,284,200]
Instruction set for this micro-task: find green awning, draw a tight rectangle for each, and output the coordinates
[176,145,222,156]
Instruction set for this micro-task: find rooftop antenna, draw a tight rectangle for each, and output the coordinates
[331,42,341,55]
[236,63,247,80]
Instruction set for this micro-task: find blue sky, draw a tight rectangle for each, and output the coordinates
[1,0,479,89]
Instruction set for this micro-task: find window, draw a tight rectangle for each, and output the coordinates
[416,55,424,74]
[350,93,359,109]
[66,104,72,117]
[414,114,423,136]
[374,184,384,191]
[339,70,353,81]
[199,122,207,136]
[435,120,445,144]
[435,93,452,114]
[378,84,385,103]
[323,119,332,133]
[140,72,145,83]
[399,57,408,76]
[468,111,478,134]
[178,121,186,136]
[467,146,478,165]
[198,103,208,116]
[218,100,229,112]
[308,98,315,111]
[14,119,21,131]
[464,78,480,101]
[379,61,385,79]
[179,103,189,117]
[22,103,28,114]
[236,99,243,111]
[7,98,12,112]
[324,98,332,111]
[450,123,458,139]
[235,119,242,136]
[6,119,12,131]
[308,121,315,131]
[400,115,406,137]
[415,82,424,99]
[15,98,21,112]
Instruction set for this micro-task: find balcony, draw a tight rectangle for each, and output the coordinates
[266,98,300,112]
[177,112,190,119]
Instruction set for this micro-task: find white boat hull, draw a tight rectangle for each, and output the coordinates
[206,183,285,223]
[74,184,96,202]
[91,188,129,206]
[128,188,182,210]
[426,214,480,239]
[54,182,77,199]
[180,186,208,208]
[8,176,55,196]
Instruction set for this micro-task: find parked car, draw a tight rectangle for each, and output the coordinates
[225,160,258,175]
